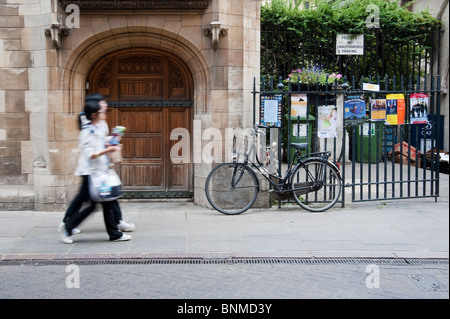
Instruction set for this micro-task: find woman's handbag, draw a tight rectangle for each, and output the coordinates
[88,169,123,202]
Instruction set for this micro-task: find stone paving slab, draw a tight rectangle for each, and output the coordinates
[0,194,448,261]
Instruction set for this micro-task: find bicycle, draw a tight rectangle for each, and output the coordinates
[205,125,342,215]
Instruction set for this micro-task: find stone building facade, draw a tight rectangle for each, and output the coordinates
[410,0,449,152]
[0,0,261,210]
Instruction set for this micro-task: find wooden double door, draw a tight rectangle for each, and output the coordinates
[88,49,193,198]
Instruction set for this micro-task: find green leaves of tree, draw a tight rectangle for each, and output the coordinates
[262,0,441,36]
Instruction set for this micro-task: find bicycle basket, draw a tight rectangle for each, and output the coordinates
[233,128,273,166]
[233,129,254,163]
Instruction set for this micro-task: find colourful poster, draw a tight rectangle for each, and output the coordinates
[260,95,282,127]
[291,94,307,117]
[318,106,338,138]
[410,93,428,124]
[386,94,405,125]
[344,94,366,123]
[385,99,398,125]
[370,99,386,121]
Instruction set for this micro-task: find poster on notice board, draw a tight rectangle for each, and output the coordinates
[318,106,338,138]
[344,94,366,124]
[410,93,428,124]
[370,99,386,121]
[260,95,282,127]
[385,94,405,125]
[291,94,307,117]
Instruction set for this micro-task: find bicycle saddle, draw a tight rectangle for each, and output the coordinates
[290,143,308,150]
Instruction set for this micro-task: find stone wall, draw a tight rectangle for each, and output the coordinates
[410,0,449,151]
[0,0,261,211]
[0,1,33,209]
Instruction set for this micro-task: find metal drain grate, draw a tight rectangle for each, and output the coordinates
[407,275,449,292]
[0,258,448,267]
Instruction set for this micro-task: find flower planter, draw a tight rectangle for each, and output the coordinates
[286,65,343,93]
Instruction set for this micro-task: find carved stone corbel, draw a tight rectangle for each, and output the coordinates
[203,21,228,50]
[44,24,70,50]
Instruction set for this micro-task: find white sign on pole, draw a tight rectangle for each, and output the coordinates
[336,34,364,55]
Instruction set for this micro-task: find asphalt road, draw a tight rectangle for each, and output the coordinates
[0,259,447,302]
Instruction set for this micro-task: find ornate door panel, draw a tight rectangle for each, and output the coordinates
[88,49,193,198]
[118,108,165,190]
[167,107,192,192]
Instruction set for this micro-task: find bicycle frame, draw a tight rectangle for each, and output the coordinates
[235,127,337,196]
[205,126,343,215]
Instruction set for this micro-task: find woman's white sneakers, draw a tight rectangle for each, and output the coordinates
[58,222,132,244]
[118,220,136,232]
[114,233,132,242]
[58,222,81,235]
[59,229,73,244]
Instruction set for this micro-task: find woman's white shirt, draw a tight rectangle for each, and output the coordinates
[74,123,109,176]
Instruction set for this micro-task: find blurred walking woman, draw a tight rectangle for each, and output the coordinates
[58,98,131,244]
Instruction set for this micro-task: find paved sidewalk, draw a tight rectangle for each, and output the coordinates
[0,174,448,261]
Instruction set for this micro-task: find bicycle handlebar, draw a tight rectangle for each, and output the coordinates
[253,123,269,134]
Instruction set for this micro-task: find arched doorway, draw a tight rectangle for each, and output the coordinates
[87,48,194,198]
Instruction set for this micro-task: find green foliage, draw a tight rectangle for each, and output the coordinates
[262,0,440,34]
[261,0,441,81]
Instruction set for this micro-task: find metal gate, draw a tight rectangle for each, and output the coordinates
[253,75,442,206]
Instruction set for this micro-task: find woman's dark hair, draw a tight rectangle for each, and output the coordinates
[78,99,101,130]
[85,93,105,103]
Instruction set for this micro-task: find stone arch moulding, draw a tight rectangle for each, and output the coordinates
[63,27,211,116]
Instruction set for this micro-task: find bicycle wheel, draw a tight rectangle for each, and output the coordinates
[205,162,259,215]
[290,159,342,212]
